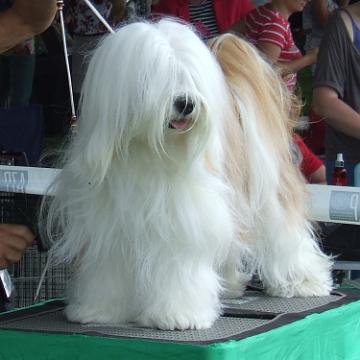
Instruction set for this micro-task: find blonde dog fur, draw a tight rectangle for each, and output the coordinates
[209,33,332,298]
[42,20,332,330]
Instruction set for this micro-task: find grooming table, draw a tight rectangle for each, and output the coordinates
[0,289,359,360]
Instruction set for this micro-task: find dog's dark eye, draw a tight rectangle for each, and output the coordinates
[174,97,194,115]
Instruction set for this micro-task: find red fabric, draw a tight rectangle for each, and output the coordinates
[243,5,301,91]
[151,0,254,34]
[303,107,326,155]
[294,134,323,181]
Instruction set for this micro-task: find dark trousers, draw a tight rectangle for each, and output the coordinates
[0,54,36,107]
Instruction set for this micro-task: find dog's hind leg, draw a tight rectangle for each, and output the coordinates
[220,245,250,299]
[254,205,333,298]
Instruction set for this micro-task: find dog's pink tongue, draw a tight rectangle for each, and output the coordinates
[171,118,188,130]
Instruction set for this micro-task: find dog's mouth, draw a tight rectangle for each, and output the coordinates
[168,96,196,131]
[169,117,191,130]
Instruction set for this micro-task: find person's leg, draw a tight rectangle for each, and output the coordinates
[0,56,10,107]
[7,54,36,107]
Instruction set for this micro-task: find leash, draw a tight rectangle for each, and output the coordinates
[56,0,77,135]
[56,0,115,136]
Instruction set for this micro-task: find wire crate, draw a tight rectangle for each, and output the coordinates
[8,244,69,308]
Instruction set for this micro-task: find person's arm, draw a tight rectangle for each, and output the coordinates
[232,12,318,74]
[257,42,318,75]
[312,8,360,139]
[0,224,34,269]
[308,164,326,184]
[0,0,57,53]
[313,87,360,139]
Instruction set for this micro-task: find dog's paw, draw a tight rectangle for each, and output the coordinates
[221,273,249,299]
[65,304,94,324]
[136,309,218,330]
[221,285,246,299]
[266,278,333,298]
[64,304,116,324]
[291,279,333,297]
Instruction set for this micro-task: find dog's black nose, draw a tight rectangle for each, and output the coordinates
[174,97,194,115]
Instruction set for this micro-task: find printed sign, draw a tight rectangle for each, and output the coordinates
[329,190,360,223]
[0,169,28,193]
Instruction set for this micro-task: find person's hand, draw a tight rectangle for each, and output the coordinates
[305,47,319,66]
[0,224,35,269]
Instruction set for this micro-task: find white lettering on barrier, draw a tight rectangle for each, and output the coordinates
[330,191,360,223]
[0,170,28,193]
[350,193,359,222]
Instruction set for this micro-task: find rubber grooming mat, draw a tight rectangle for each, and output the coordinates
[1,289,360,360]
[0,290,351,343]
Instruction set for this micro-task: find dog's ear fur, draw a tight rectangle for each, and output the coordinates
[70,32,129,185]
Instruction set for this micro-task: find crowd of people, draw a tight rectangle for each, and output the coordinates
[153,0,360,185]
[0,0,359,310]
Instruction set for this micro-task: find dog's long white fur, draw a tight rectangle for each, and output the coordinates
[42,20,333,330]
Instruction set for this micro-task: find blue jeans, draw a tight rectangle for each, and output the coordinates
[0,54,36,107]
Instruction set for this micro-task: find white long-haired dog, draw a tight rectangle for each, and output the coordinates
[42,20,333,330]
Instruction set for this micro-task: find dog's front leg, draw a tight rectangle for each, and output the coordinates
[135,263,222,330]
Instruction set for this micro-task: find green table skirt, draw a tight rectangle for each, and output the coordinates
[0,298,359,360]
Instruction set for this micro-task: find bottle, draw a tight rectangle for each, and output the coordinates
[332,153,347,186]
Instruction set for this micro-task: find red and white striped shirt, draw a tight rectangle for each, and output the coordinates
[243,4,302,91]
